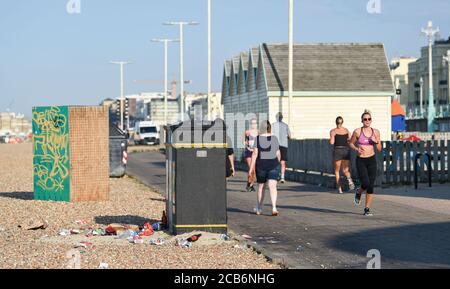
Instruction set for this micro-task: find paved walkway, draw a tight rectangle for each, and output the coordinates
[127,151,450,269]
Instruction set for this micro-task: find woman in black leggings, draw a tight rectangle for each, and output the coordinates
[349,110,382,216]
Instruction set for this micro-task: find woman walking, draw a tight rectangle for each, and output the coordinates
[330,116,355,194]
[249,120,281,216]
[349,110,382,216]
[243,118,258,192]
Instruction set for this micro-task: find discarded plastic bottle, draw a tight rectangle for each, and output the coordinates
[152,222,161,231]
[178,239,192,248]
[187,234,202,242]
[116,229,136,240]
[220,234,230,241]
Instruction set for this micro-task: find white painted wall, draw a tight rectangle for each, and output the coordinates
[269,95,392,141]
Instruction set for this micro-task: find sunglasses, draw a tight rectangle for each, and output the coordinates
[363,118,372,122]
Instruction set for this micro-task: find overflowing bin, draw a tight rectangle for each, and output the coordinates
[165,120,228,235]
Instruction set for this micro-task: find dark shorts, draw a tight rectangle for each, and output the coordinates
[244,149,253,159]
[256,165,280,184]
[280,146,288,161]
[333,147,351,161]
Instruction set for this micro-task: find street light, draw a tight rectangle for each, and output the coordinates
[288,0,294,127]
[163,21,199,121]
[207,0,212,120]
[152,38,180,125]
[420,77,424,117]
[421,20,440,132]
[110,61,131,131]
[443,50,450,106]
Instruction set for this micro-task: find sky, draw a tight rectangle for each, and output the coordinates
[1,0,449,117]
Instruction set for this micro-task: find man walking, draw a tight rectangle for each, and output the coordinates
[272,112,291,183]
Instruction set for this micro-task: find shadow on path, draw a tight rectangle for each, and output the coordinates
[328,221,450,267]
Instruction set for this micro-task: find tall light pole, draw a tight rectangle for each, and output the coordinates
[288,0,294,127]
[152,38,179,125]
[421,21,440,132]
[110,61,131,131]
[443,50,450,106]
[420,77,424,117]
[164,21,199,121]
[207,0,212,120]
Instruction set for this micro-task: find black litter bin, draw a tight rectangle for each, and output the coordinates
[109,123,128,178]
[165,120,227,235]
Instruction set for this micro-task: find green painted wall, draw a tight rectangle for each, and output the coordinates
[32,106,71,202]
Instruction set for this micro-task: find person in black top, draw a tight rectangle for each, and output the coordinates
[330,116,355,194]
[249,120,281,216]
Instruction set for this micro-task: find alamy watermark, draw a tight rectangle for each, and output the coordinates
[366,0,382,14]
[66,0,81,14]
[366,249,381,269]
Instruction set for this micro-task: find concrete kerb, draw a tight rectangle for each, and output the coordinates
[231,231,290,269]
[125,172,165,196]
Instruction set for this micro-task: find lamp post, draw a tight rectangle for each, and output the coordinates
[110,61,131,131]
[420,77,424,117]
[288,0,294,127]
[152,38,179,125]
[421,21,440,132]
[207,0,212,120]
[163,21,199,121]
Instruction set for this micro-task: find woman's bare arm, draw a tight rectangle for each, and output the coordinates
[329,129,336,145]
[348,129,359,152]
[374,129,382,152]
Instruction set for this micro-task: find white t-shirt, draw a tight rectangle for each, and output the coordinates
[272,121,291,148]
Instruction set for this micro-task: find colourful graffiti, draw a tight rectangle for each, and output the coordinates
[32,106,70,201]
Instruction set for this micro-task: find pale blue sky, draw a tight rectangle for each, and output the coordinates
[1,0,449,116]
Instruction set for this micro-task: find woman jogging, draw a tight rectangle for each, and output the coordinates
[330,116,355,194]
[243,118,258,192]
[349,110,382,216]
[249,120,281,216]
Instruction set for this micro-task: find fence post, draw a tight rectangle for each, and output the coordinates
[440,140,445,183]
[385,141,391,185]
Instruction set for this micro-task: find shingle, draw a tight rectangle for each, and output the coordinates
[261,43,394,92]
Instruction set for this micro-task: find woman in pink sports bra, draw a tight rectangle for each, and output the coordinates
[349,110,382,216]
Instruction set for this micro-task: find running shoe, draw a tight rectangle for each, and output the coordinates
[354,189,362,206]
[338,187,344,194]
[363,208,373,216]
[348,180,355,190]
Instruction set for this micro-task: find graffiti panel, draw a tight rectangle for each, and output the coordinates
[32,106,70,201]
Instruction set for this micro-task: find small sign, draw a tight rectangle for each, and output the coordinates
[196,150,208,158]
